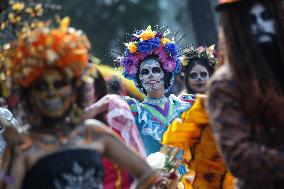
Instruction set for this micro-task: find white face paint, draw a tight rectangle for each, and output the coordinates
[139,59,164,92]
[250,3,275,43]
[31,69,74,118]
[188,64,209,94]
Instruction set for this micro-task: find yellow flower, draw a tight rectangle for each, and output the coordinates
[60,17,70,33]
[125,42,137,54]
[180,56,188,66]
[1,22,7,30]
[206,44,215,58]
[11,2,25,12]
[161,38,171,46]
[140,26,155,40]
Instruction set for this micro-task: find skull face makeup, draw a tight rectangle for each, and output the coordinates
[139,59,164,92]
[188,64,209,94]
[31,69,75,118]
[250,3,276,43]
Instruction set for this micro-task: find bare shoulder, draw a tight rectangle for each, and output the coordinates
[71,119,120,140]
[83,119,111,134]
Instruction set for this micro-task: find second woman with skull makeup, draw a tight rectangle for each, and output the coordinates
[179,45,216,105]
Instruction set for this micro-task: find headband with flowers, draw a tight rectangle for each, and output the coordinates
[118,25,181,93]
[180,45,218,68]
[5,18,90,87]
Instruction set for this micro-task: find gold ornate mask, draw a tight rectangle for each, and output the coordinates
[31,69,75,118]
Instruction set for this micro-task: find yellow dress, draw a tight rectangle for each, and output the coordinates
[162,95,236,189]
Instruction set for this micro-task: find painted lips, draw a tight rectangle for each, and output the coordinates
[146,80,161,84]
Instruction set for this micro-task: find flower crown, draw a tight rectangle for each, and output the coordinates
[119,25,181,93]
[180,45,218,68]
[5,18,90,87]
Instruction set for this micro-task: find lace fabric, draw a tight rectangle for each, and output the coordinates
[125,95,191,143]
[107,95,146,157]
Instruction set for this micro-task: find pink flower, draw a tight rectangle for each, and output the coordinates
[163,60,175,72]
[126,65,138,75]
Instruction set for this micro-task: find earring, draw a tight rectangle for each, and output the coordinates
[69,104,84,125]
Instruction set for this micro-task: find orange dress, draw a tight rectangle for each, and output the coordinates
[162,95,236,189]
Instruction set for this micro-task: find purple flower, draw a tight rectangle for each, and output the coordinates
[155,33,163,38]
[130,36,138,42]
[120,57,132,68]
[126,65,138,75]
[164,43,178,57]
[163,60,175,72]
[158,49,168,62]
[120,57,139,75]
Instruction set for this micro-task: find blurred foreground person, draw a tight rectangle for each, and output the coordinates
[0,22,159,189]
[207,0,284,189]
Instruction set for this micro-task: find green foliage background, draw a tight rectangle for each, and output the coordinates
[41,0,160,64]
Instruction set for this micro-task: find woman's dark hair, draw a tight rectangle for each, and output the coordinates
[93,69,107,101]
[221,0,284,92]
[220,0,284,125]
[136,55,171,94]
[183,57,215,94]
[77,68,107,124]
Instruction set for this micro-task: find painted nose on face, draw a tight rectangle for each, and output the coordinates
[197,74,202,81]
[47,85,55,98]
[256,17,266,32]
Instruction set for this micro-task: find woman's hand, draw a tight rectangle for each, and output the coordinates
[84,94,120,119]
[156,172,178,189]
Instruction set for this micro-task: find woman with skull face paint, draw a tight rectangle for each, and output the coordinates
[112,26,193,184]
[0,23,162,189]
[118,26,191,155]
[162,46,238,189]
[206,0,284,189]
[179,45,216,104]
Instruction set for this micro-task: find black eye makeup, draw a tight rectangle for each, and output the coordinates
[200,71,208,78]
[189,71,208,80]
[152,67,161,74]
[261,10,272,21]
[189,72,198,79]
[54,80,67,89]
[141,69,150,75]
[34,81,48,91]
